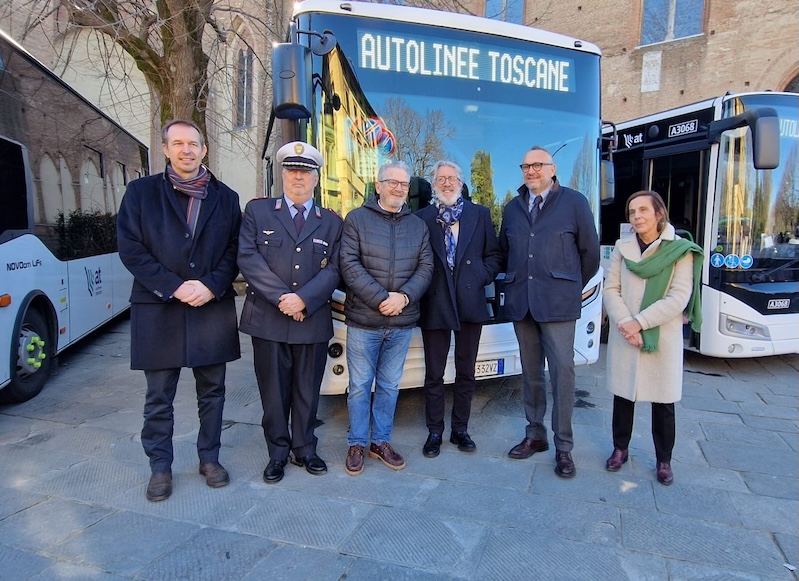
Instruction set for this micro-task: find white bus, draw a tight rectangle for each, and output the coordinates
[266,0,605,394]
[601,92,798,358]
[0,29,148,402]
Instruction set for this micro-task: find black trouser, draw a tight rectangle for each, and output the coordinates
[251,337,327,462]
[612,395,675,463]
[421,323,482,434]
[142,364,226,473]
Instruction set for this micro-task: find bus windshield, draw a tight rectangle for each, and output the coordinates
[714,93,799,283]
[300,11,601,225]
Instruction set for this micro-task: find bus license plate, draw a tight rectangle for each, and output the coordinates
[767,298,790,310]
[475,359,503,377]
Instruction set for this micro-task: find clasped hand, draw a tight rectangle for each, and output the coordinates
[173,280,214,307]
[618,319,643,348]
[279,293,306,321]
[378,292,406,317]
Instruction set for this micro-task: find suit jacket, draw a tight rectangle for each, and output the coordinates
[117,171,242,369]
[237,197,342,344]
[416,200,503,330]
[499,178,599,322]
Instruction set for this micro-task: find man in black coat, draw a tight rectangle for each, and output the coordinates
[238,142,342,484]
[499,146,599,479]
[117,120,241,502]
[416,161,502,458]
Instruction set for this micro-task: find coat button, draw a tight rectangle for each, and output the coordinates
[294,264,300,270]
[528,254,533,258]
[296,247,302,252]
[292,282,298,287]
[184,233,190,239]
[189,262,195,268]
[466,259,471,264]
[528,275,533,279]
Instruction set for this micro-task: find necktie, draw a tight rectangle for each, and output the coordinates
[293,204,305,235]
[530,198,542,224]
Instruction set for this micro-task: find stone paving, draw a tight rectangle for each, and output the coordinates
[0,305,797,580]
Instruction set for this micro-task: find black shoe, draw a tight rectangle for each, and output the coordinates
[263,459,287,484]
[146,471,172,502]
[450,431,476,452]
[423,433,442,458]
[555,450,576,479]
[291,454,328,475]
[199,462,230,488]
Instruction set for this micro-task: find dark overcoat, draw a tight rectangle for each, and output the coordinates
[237,197,342,343]
[499,178,600,322]
[416,200,503,330]
[117,172,242,370]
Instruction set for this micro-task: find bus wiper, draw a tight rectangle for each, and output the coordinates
[751,259,799,283]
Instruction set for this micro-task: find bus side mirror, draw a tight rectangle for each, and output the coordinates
[600,159,615,206]
[272,43,312,120]
[752,114,780,170]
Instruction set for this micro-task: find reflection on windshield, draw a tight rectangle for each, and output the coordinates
[714,98,799,278]
[312,14,600,231]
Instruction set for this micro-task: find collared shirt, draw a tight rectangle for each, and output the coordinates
[285,195,312,219]
[527,185,552,214]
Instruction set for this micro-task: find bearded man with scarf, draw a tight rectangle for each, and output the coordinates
[416,161,502,458]
[118,120,242,502]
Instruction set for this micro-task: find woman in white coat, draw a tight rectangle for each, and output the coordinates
[603,191,702,485]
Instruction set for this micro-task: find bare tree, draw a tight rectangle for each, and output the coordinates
[380,96,456,178]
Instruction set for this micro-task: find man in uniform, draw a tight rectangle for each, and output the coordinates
[238,141,342,484]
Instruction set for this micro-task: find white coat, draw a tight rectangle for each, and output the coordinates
[603,224,694,403]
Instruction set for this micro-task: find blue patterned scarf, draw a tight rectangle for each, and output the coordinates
[436,196,464,270]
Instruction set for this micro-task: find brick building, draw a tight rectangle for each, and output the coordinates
[510,0,799,123]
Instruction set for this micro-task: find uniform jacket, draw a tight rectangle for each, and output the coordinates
[603,224,693,403]
[340,196,433,329]
[117,171,241,370]
[237,197,342,344]
[416,200,503,330]
[499,178,599,322]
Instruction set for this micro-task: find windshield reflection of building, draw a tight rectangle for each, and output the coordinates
[320,44,396,217]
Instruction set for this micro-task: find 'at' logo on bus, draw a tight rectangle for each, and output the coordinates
[85,267,102,296]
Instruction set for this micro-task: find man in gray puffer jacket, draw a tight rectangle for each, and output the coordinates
[340,160,433,476]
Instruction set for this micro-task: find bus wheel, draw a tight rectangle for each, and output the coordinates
[2,308,52,404]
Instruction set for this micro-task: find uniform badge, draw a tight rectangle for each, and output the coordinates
[320,258,328,269]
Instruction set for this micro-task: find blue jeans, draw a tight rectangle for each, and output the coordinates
[346,325,412,447]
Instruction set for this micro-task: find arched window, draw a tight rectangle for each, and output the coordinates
[235,45,254,128]
[640,0,704,46]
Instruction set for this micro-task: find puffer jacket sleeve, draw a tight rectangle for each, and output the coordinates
[340,212,390,309]
[399,223,433,303]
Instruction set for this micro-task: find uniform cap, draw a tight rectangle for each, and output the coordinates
[276,141,323,170]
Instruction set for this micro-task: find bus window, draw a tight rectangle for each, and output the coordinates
[0,137,28,239]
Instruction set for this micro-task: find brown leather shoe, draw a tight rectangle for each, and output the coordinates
[146,471,172,502]
[507,437,549,459]
[606,449,629,472]
[345,445,365,476]
[199,462,230,488]
[656,461,674,485]
[368,442,406,470]
[555,450,576,478]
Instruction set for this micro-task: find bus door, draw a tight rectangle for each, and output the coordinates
[643,147,707,348]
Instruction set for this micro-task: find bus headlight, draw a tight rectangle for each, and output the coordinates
[720,315,770,340]
[581,283,600,306]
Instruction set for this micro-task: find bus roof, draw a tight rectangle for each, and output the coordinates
[293,0,602,57]
[0,27,147,150]
[606,91,798,131]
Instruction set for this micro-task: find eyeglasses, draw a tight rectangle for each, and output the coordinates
[519,162,554,172]
[379,179,411,191]
[434,176,462,185]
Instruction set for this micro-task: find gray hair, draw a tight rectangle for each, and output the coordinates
[431,160,463,182]
[377,160,411,181]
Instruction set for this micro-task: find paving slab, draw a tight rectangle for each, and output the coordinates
[699,441,799,477]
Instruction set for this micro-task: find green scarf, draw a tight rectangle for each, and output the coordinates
[624,237,704,352]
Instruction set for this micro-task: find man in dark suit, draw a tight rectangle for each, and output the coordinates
[237,141,342,484]
[499,146,599,478]
[118,120,242,502]
[416,161,502,457]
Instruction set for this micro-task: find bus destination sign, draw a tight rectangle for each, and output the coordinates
[358,31,574,93]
